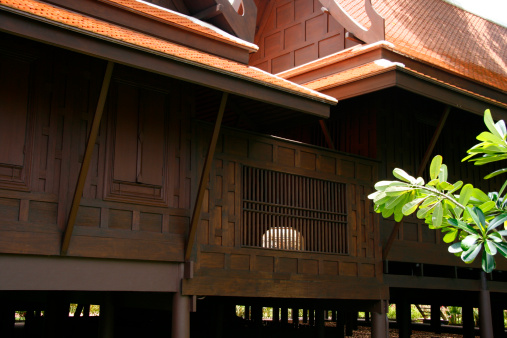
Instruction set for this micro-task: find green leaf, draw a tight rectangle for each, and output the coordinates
[461,243,482,263]
[494,242,507,258]
[402,197,427,216]
[482,250,496,273]
[487,213,507,231]
[393,168,415,183]
[416,206,433,219]
[443,229,458,243]
[420,196,438,209]
[485,241,497,256]
[382,207,394,218]
[437,181,453,191]
[484,109,502,139]
[384,186,413,196]
[461,234,479,250]
[374,181,403,191]
[458,184,474,207]
[448,218,479,236]
[448,181,463,194]
[448,242,463,253]
[432,203,443,228]
[430,155,442,181]
[488,232,503,243]
[478,201,496,213]
[468,206,486,233]
[498,230,507,236]
[385,194,407,210]
[484,168,507,179]
[471,189,490,203]
[499,180,507,197]
[496,119,507,137]
[427,179,439,186]
[438,164,448,182]
[476,131,505,144]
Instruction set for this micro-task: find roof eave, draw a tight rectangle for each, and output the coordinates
[0,7,333,118]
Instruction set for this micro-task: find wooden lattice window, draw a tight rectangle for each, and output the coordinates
[242,166,348,254]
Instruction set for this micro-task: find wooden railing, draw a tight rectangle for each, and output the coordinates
[242,166,348,254]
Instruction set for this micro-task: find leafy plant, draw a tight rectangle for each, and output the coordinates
[369,110,507,272]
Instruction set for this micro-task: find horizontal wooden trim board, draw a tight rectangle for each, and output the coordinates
[0,254,181,291]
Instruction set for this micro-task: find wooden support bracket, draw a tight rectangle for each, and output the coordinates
[319,120,335,150]
[60,61,114,255]
[382,106,451,260]
[185,92,228,261]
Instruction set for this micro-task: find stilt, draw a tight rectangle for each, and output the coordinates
[171,292,190,338]
[315,308,325,338]
[397,298,411,338]
[83,304,90,318]
[272,306,279,326]
[292,308,299,328]
[462,305,475,338]
[302,308,308,324]
[44,292,69,338]
[345,312,353,336]
[99,293,114,338]
[492,303,505,338]
[252,304,262,326]
[364,311,370,323]
[332,310,337,321]
[0,302,14,338]
[479,272,493,337]
[244,304,250,320]
[371,300,388,338]
[336,309,345,338]
[309,309,315,327]
[430,303,441,333]
[281,306,288,326]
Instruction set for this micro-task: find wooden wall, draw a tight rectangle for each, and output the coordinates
[0,36,192,262]
[250,0,358,73]
[183,124,388,300]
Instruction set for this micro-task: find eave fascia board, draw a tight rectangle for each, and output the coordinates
[318,67,507,119]
[0,9,332,118]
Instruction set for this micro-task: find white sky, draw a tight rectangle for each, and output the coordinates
[443,0,507,27]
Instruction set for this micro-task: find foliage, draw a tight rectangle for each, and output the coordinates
[369,110,507,272]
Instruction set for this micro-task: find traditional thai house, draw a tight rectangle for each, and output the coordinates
[0,0,506,337]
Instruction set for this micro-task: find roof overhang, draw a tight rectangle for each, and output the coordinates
[280,42,507,119]
[311,64,507,119]
[0,3,335,118]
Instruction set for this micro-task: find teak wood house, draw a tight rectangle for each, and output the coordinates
[0,0,506,337]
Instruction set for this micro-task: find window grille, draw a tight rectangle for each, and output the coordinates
[242,166,348,254]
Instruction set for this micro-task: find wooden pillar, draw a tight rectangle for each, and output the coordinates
[397,299,411,338]
[44,293,68,338]
[364,311,370,323]
[336,309,345,338]
[292,308,299,328]
[0,302,13,338]
[272,306,279,326]
[492,303,505,338]
[430,304,441,333]
[309,309,315,327]
[244,305,250,320]
[172,292,190,338]
[372,300,388,338]
[462,305,475,338]
[302,308,308,324]
[315,308,325,338]
[332,310,337,321]
[281,307,288,326]
[99,293,114,338]
[252,305,262,326]
[345,312,354,336]
[479,272,493,337]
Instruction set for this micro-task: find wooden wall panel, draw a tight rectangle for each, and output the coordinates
[190,123,383,298]
[250,0,356,73]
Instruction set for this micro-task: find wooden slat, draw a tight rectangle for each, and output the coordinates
[61,61,114,255]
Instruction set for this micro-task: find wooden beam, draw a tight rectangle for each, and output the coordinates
[194,4,223,20]
[185,92,228,261]
[319,120,335,150]
[60,61,114,255]
[382,105,450,260]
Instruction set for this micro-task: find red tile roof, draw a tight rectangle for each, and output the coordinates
[0,0,336,105]
[100,0,258,52]
[339,0,507,93]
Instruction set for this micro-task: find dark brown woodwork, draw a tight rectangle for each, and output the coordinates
[0,11,331,118]
[319,120,335,150]
[61,61,114,256]
[479,271,494,337]
[194,4,222,20]
[186,92,228,261]
[382,105,450,260]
